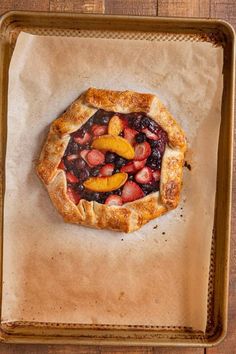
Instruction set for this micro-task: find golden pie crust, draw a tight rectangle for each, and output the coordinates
[37,88,187,233]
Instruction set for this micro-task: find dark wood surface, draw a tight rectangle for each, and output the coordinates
[0,1,235,353]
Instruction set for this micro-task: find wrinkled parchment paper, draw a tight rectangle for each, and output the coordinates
[1,33,223,332]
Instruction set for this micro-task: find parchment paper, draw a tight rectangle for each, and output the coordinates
[1,32,223,332]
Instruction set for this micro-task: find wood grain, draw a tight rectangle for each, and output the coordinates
[158,0,210,17]
[207,3,236,354]
[49,0,104,13]
[0,0,49,14]
[105,0,157,15]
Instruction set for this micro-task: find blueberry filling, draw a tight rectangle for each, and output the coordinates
[59,109,168,205]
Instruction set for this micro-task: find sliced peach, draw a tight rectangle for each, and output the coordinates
[108,115,123,136]
[83,172,128,192]
[92,135,135,160]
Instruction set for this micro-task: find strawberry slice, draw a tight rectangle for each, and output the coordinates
[142,128,158,140]
[80,149,89,161]
[66,171,79,183]
[87,149,105,166]
[153,170,161,181]
[134,142,151,161]
[74,132,91,144]
[122,181,144,203]
[124,128,138,145]
[135,167,153,184]
[66,154,79,161]
[105,195,123,206]
[120,162,136,173]
[58,160,66,170]
[133,159,147,170]
[92,124,107,136]
[100,164,114,176]
[67,187,81,205]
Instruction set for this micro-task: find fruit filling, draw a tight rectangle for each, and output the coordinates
[58,109,168,206]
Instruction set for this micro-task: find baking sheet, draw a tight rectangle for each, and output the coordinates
[1,32,223,332]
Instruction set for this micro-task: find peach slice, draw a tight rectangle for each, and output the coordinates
[83,172,128,192]
[108,115,123,136]
[92,135,135,160]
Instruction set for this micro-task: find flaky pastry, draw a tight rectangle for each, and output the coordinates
[37,88,187,233]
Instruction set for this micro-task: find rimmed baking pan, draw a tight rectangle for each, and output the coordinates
[0,11,234,346]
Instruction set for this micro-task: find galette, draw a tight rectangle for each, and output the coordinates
[37,88,187,232]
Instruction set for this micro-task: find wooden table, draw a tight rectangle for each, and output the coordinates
[0,1,235,353]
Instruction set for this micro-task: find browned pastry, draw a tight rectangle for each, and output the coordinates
[37,88,187,233]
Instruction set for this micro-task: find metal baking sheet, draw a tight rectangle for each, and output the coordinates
[0,11,234,346]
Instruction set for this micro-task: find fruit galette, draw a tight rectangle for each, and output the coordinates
[37,88,187,232]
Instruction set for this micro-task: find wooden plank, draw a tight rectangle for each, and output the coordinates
[153,348,203,354]
[49,0,104,13]
[0,0,49,15]
[207,2,236,354]
[158,0,210,17]
[100,347,153,354]
[0,344,50,353]
[206,0,236,354]
[105,0,157,16]
[206,2,236,353]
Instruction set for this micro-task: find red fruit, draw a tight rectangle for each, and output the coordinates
[120,162,136,173]
[87,149,105,166]
[142,128,158,140]
[92,124,107,136]
[121,118,129,129]
[134,142,151,161]
[74,132,91,144]
[135,167,153,184]
[133,159,147,170]
[66,172,79,183]
[58,160,65,170]
[100,164,114,176]
[105,195,123,206]
[121,181,144,203]
[67,187,81,205]
[66,154,79,161]
[124,127,138,145]
[80,149,89,161]
[153,170,161,181]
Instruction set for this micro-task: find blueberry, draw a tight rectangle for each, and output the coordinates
[135,132,146,143]
[128,175,135,181]
[79,169,90,182]
[105,152,116,163]
[64,158,74,171]
[94,109,111,124]
[146,157,159,169]
[114,188,122,196]
[115,157,127,168]
[149,140,159,148]
[76,184,85,193]
[75,158,86,169]
[148,120,158,133]
[65,141,79,155]
[83,190,100,202]
[132,117,142,130]
[142,183,158,193]
[151,149,161,159]
[81,143,90,150]
[101,116,110,125]
[114,168,120,174]
[141,117,150,128]
[90,167,100,177]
